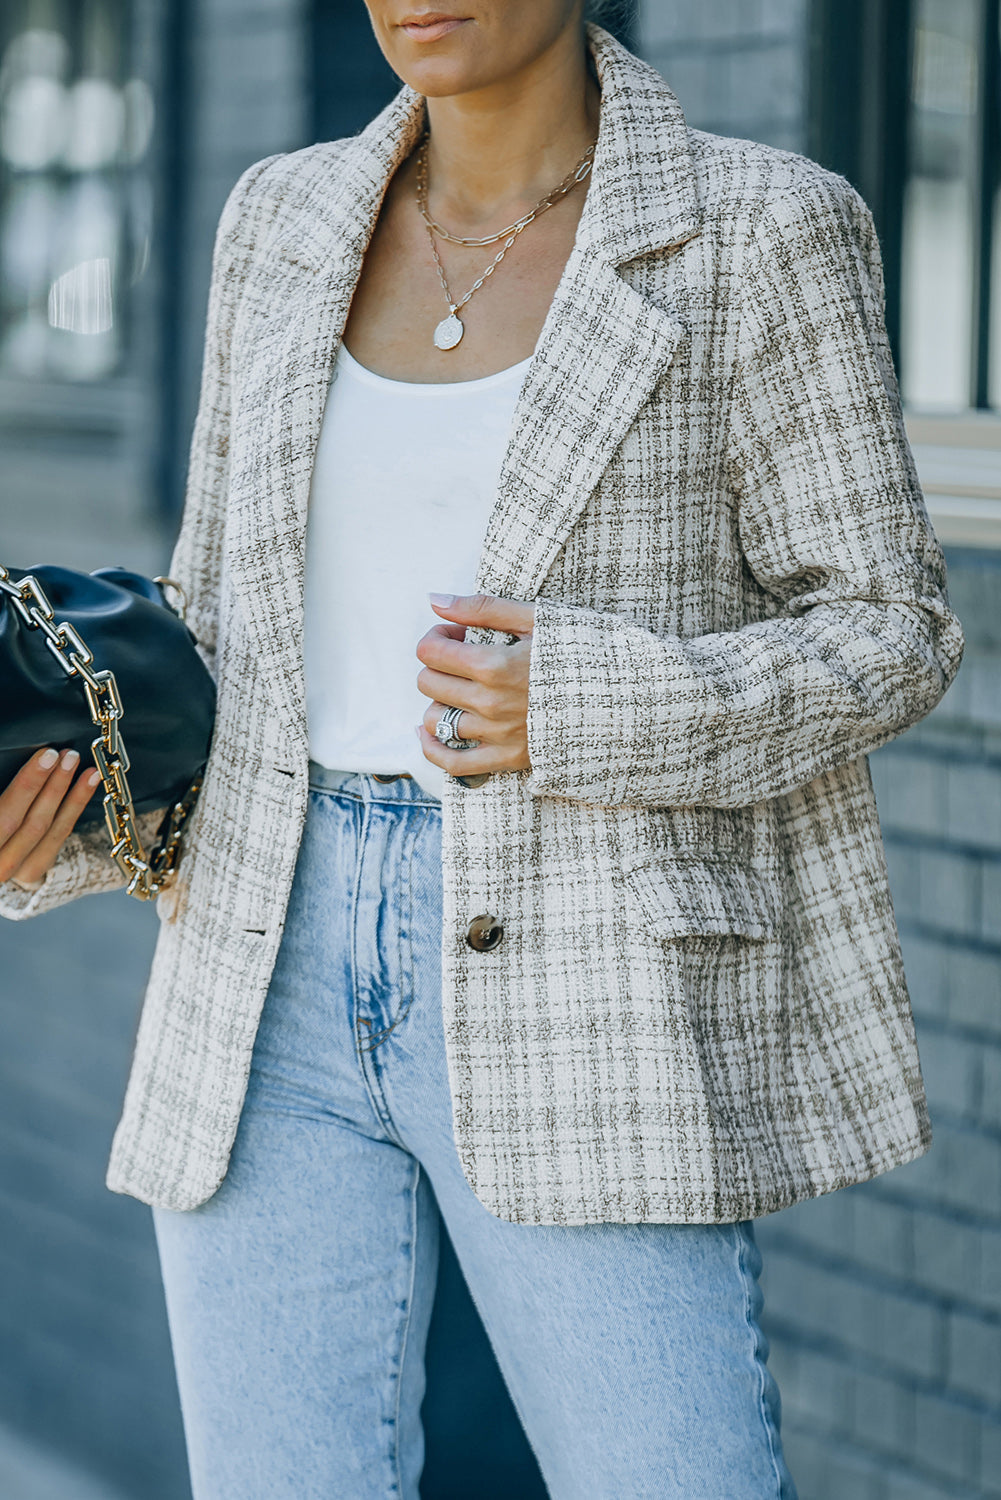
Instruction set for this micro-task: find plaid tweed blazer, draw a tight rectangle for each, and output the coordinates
[2,28,964,1223]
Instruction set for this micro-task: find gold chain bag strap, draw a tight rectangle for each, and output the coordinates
[0,564,204,901]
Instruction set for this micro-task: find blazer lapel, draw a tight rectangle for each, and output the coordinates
[473,249,685,603]
[226,86,427,748]
[227,25,701,736]
[475,26,702,604]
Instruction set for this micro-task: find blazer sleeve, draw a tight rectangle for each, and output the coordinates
[0,153,283,921]
[523,170,965,809]
[159,149,285,676]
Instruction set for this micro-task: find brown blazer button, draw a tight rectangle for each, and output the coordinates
[466,914,504,951]
[455,772,491,788]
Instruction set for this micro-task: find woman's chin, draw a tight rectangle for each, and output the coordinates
[389,53,494,98]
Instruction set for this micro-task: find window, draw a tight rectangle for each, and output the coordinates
[810,0,1001,548]
[900,0,1001,412]
[0,0,154,382]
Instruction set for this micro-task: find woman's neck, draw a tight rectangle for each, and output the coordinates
[422,30,600,235]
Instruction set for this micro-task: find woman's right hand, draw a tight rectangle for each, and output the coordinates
[0,748,102,891]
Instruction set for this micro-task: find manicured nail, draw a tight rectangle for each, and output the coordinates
[414,724,423,739]
[86,769,101,787]
[428,592,456,608]
[61,749,79,771]
[39,748,58,769]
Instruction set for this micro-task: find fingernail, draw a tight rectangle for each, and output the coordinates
[61,749,79,770]
[87,769,101,787]
[39,748,58,769]
[428,592,456,608]
[414,724,423,739]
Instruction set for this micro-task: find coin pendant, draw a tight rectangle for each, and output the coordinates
[433,313,464,351]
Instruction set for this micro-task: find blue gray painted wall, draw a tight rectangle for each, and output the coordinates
[2,2,999,1496]
[758,548,1001,1500]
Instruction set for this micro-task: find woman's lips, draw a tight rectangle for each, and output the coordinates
[399,15,469,42]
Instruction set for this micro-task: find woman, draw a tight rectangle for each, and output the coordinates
[0,4,964,1497]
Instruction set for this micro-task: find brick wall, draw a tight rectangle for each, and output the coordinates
[756,549,1001,1500]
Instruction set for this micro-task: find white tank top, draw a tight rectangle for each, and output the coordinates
[302,341,532,801]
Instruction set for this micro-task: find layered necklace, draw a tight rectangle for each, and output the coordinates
[415,133,597,351]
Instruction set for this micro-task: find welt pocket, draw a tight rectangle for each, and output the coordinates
[620,857,782,941]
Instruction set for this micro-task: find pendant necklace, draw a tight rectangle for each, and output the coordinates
[415,134,596,351]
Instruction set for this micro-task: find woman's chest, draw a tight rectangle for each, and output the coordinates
[305,345,531,592]
[340,169,586,383]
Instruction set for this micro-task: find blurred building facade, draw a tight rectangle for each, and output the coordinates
[1,2,999,1497]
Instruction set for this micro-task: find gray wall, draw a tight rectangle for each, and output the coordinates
[637,3,1001,1494]
[759,549,1001,1500]
[0,898,177,1499]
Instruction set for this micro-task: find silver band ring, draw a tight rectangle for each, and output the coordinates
[435,705,475,750]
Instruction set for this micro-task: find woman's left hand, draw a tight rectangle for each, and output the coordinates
[416,593,536,776]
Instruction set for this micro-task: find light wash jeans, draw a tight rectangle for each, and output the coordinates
[153,764,798,1500]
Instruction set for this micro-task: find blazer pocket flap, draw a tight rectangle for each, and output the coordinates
[622,858,781,940]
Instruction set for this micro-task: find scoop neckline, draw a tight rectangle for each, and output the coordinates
[336,340,534,393]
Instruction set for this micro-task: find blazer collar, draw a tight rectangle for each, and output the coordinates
[577,23,701,261]
[299,23,700,276]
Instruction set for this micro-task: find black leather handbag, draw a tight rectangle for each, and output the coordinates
[0,563,216,899]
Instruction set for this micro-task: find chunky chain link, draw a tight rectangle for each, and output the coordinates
[0,564,203,901]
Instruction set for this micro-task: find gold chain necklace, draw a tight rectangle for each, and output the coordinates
[415,134,596,351]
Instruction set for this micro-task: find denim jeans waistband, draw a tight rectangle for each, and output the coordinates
[306,760,442,807]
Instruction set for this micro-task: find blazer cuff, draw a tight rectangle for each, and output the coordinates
[525,595,632,804]
[0,806,168,920]
[524,585,961,811]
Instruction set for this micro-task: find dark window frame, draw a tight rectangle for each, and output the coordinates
[972,0,1001,407]
[808,0,912,369]
[810,0,1001,413]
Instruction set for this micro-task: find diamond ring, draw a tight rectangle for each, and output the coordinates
[434,706,475,749]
